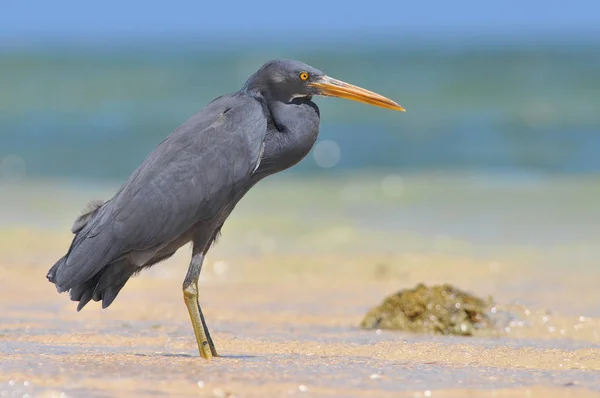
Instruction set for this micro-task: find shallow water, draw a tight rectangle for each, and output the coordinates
[2,40,600,180]
[1,173,600,396]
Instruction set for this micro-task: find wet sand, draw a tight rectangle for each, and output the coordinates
[2,232,600,397]
[2,176,600,397]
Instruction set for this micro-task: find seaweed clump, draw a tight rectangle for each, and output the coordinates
[360,283,493,336]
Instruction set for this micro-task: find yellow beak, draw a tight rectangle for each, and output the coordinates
[309,75,405,112]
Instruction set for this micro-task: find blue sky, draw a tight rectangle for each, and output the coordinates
[1,0,599,40]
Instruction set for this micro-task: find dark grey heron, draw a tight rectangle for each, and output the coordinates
[47,59,404,359]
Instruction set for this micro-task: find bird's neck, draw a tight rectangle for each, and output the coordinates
[254,98,320,177]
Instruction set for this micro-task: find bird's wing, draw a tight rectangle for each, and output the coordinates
[55,93,267,290]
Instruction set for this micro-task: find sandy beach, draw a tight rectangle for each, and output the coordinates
[1,176,600,397]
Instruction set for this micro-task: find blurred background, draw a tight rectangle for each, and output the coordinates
[1,1,600,266]
[3,4,600,394]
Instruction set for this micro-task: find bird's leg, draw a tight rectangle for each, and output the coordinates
[197,295,219,357]
[182,250,218,359]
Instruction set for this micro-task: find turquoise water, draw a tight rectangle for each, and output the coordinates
[1,38,599,181]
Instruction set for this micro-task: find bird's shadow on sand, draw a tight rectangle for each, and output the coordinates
[134,352,257,359]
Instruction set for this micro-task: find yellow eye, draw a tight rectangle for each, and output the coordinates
[299,72,309,81]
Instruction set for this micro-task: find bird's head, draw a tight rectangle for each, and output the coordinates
[243,59,405,112]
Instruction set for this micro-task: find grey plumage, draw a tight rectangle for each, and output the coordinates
[71,199,104,234]
[47,61,321,310]
[46,59,403,358]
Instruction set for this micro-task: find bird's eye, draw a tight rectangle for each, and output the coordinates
[299,72,309,81]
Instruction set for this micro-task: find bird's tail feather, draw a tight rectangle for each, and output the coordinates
[47,199,135,310]
[46,255,66,289]
[69,258,137,311]
[92,258,137,309]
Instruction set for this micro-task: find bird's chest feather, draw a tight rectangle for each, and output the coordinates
[257,100,320,175]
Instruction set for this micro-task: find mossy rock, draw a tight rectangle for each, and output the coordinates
[361,283,493,336]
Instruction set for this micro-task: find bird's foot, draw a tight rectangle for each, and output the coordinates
[198,340,214,360]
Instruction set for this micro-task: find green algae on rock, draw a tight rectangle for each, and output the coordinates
[361,283,493,336]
